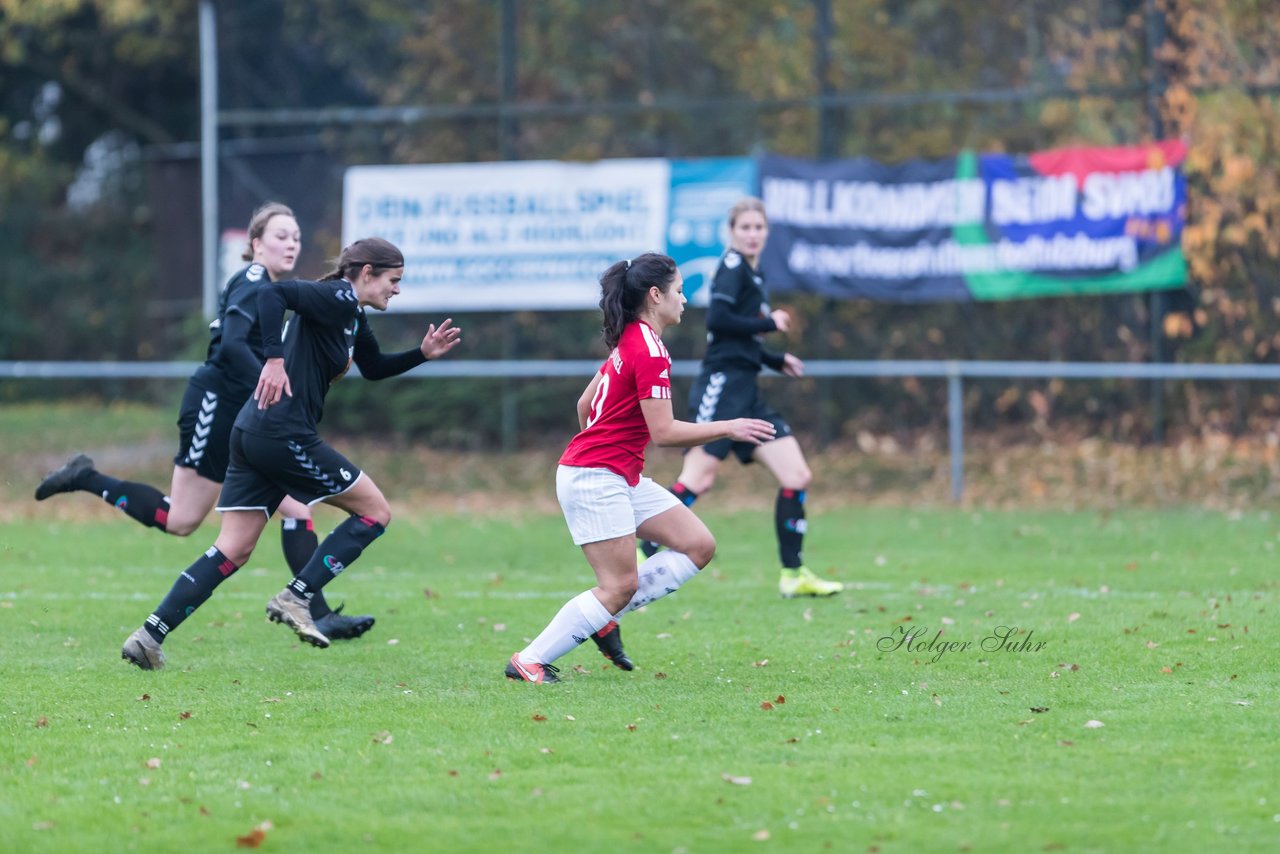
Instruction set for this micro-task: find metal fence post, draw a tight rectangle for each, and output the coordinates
[947,363,964,502]
[198,0,218,321]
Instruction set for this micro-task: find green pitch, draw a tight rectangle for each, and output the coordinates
[1,507,1276,852]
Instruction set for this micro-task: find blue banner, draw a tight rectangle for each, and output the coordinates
[759,142,1187,302]
[667,158,757,305]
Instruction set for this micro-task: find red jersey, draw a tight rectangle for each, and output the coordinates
[560,320,672,485]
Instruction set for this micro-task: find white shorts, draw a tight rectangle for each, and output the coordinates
[556,465,682,546]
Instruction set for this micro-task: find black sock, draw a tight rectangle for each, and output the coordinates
[288,515,386,600]
[144,546,240,642]
[80,472,170,532]
[639,482,699,557]
[775,488,806,569]
[280,518,331,618]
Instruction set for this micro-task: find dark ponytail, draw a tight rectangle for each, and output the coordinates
[320,237,404,282]
[599,252,678,349]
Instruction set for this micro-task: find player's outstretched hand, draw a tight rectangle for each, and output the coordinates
[771,308,793,333]
[420,318,462,360]
[781,353,805,378]
[254,357,291,409]
[727,417,776,445]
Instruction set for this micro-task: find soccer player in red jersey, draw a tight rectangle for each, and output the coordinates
[506,253,775,684]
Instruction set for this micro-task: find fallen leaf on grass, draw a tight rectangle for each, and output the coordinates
[26,756,37,768]
[564,715,576,721]
[35,717,48,728]
[488,769,502,780]
[1058,740,1073,747]
[423,588,439,599]
[653,673,667,680]
[145,758,162,769]
[180,711,193,720]
[626,724,637,731]
[235,822,272,848]
[387,639,400,646]
[752,829,770,841]
[1030,707,1049,714]
[373,731,393,745]
[760,702,774,711]
[722,773,752,785]
[1083,720,1105,728]
[803,609,813,622]
[1068,613,1080,623]
[1232,700,1252,706]
[775,695,786,704]
[531,714,546,722]
[137,694,150,702]
[753,659,769,667]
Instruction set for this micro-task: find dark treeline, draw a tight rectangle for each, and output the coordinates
[2,1,1278,447]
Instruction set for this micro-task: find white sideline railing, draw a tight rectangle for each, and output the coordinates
[7,359,1280,501]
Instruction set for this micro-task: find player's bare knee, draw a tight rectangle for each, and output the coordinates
[689,534,717,568]
[684,473,716,495]
[219,544,254,566]
[164,511,204,537]
[781,467,812,492]
[369,504,392,528]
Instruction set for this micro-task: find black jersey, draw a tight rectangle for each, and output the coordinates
[701,250,786,374]
[190,263,271,398]
[234,278,427,440]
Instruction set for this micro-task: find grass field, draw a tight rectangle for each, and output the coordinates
[2,500,1277,852]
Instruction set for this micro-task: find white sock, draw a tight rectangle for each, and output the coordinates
[617,551,700,617]
[519,589,613,666]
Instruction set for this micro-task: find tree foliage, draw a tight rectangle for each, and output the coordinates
[2,1,1279,443]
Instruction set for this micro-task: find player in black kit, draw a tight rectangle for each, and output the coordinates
[36,203,376,639]
[121,237,462,669]
[640,197,843,598]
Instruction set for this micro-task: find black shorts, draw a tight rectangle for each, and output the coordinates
[217,428,363,516]
[173,381,245,482]
[687,367,792,464]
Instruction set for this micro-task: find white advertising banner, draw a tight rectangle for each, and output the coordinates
[343,159,672,311]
